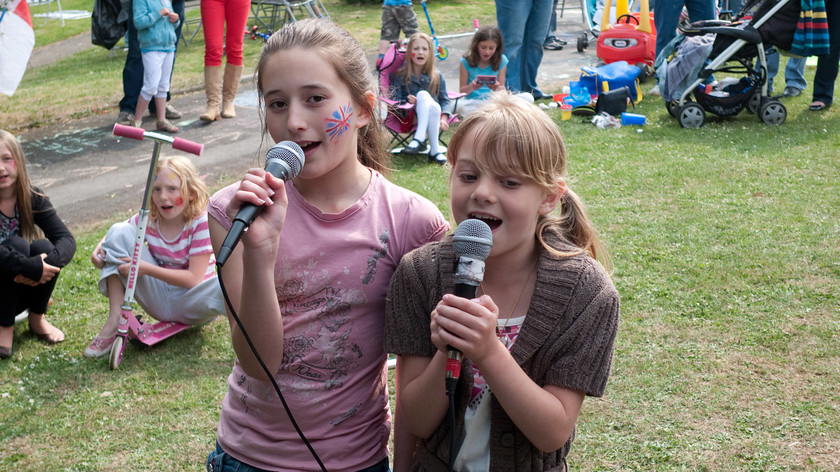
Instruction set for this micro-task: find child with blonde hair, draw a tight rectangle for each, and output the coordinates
[205,19,448,471]
[390,32,452,164]
[0,130,75,359]
[385,92,619,471]
[85,154,223,358]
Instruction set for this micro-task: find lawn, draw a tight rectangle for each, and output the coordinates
[1,0,839,470]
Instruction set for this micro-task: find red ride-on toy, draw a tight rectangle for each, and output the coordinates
[596,0,656,79]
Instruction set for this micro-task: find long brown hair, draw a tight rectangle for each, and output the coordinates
[255,19,391,175]
[397,32,441,97]
[463,25,503,70]
[0,129,43,242]
[447,93,611,270]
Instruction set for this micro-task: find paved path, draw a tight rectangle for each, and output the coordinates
[19,4,599,231]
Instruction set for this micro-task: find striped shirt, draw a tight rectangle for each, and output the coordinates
[128,212,216,280]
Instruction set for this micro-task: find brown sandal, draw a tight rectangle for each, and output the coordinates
[156,119,180,133]
[32,326,65,344]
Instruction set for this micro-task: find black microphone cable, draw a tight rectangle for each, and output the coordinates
[217,267,328,472]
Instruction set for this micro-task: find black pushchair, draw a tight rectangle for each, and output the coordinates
[664,0,800,128]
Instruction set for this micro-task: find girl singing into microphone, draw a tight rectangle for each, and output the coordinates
[385,92,620,471]
[206,19,448,472]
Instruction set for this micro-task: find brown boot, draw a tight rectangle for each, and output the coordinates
[200,66,223,122]
[221,64,243,119]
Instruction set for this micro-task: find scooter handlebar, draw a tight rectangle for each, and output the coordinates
[172,137,204,156]
[112,123,146,141]
[112,123,204,156]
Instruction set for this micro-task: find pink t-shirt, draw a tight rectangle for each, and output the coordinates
[208,170,448,471]
[128,212,216,280]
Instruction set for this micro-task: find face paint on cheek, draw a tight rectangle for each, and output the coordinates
[175,197,184,206]
[325,102,353,142]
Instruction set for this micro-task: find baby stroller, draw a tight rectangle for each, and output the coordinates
[665,0,800,128]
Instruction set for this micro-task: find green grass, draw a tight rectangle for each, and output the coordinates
[3,1,840,470]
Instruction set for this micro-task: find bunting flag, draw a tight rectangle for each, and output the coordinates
[0,0,35,97]
[790,0,829,57]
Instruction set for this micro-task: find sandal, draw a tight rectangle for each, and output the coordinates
[156,119,180,133]
[0,345,12,359]
[543,37,565,51]
[809,101,828,111]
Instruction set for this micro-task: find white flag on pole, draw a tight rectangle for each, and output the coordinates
[0,0,36,97]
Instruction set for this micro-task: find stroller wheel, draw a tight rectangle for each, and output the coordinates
[666,100,682,118]
[577,33,588,53]
[746,92,761,114]
[759,100,786,126]
[678,102,705,129]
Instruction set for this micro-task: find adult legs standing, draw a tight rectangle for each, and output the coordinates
[201,0,250,121]
[495,0,553,96]
[118,0,184,121]
[811,0,840,108]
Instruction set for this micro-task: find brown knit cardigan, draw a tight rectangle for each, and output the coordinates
[385,228,620,471]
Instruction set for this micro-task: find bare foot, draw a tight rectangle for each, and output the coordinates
[28,313,65,344]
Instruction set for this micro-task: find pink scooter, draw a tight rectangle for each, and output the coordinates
[107,124,204,370]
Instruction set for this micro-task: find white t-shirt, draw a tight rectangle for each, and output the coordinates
[208,169,448,472]
[454,315,526,472]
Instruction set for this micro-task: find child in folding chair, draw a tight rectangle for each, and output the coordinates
[389,32,452,165]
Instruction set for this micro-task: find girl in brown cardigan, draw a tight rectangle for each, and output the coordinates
[385,92,620,471]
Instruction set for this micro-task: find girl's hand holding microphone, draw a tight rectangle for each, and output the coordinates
[226,168,289,252]
[431,293,502,365]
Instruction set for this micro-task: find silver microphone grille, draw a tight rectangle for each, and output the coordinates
[452,219,493,261]
[266,141,305,179]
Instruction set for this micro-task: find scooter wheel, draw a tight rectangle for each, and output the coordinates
[577,33,588,53]
[438,46,448,60]
[109,336,125,370]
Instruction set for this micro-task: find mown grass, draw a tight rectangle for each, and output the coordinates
[2,0,840,470]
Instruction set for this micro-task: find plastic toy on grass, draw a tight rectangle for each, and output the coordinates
[420,0,478,60]
[107,124,204,370]
[596,0,656,70]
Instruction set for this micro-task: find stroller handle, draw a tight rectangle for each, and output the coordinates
[112,123,204,156]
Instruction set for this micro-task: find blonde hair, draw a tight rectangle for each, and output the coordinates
[0,129,44,241]
[398,32,441,97]
[255,19,391,175]
[150,155,209,223]
[447,93,611,269]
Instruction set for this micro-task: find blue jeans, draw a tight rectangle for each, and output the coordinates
[495,0,553,93]
[118,0,185,114]
[813,0,840,106]
[653,0,716,58]
[206,442,391,472]
[766,51,807,93]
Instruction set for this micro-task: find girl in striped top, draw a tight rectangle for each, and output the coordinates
[84,155,224,358]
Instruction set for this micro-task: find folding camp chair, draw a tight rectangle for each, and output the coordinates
[377,41,463,155]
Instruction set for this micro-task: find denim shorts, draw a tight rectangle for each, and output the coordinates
[207,442,390,472]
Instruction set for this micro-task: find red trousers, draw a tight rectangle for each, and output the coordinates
[201,0,251,66]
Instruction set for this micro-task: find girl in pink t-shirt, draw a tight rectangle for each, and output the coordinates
[84,154,224,358]
[206,19,448,472]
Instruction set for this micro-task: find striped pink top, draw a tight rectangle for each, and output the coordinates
[129,211,216,280]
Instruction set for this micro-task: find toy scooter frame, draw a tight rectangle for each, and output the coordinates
[420,0,478,60]
[107,124,205,369]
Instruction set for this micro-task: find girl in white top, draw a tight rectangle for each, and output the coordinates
[206,19,448,472]
[85,154,223,358]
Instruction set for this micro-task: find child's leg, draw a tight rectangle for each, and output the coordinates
[417,91,443,155]
[136,52,165,126]
[153,96,168,123]
[412,90,436,144]
[25,239,64,343]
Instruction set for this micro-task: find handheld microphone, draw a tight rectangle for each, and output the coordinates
[216,141,305,266]
[446,219,493,389]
